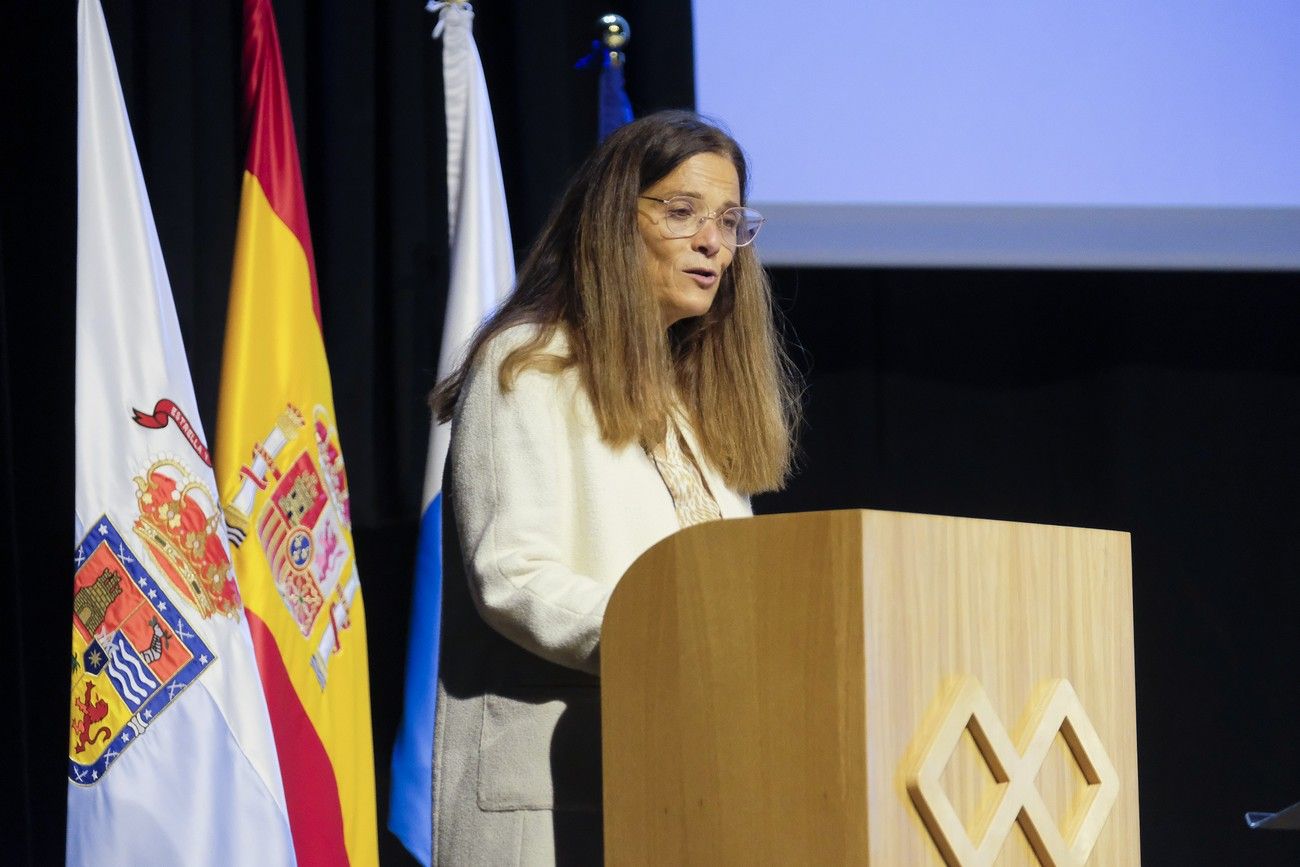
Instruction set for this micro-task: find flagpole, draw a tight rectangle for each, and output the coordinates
[598,13,630,67]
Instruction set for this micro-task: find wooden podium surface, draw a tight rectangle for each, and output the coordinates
[600,510,1139,866]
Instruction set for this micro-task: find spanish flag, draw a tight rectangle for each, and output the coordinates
[215,1,378,864]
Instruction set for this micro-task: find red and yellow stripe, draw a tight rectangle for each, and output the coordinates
[216,1,377,863]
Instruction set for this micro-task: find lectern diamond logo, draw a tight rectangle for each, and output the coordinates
[906,677,1119,867]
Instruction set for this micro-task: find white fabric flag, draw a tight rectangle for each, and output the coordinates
[427,0,516,487]
[70,1,294,863]
[388,3,515,863]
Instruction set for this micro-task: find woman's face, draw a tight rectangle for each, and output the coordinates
[636,152,740,328]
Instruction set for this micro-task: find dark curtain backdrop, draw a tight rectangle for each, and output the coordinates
[3,2,1298,865]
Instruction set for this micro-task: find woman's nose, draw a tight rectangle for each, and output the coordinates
[692,217,723,255]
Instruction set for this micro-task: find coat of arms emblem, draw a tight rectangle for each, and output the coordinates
[69,517,214,784]
[224,403,360,688]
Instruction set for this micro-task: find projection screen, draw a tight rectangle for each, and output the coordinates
[692,1,1300,269]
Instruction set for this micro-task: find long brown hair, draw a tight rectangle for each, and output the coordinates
[432,110,799,494]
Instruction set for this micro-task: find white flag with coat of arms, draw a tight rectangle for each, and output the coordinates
[70,0,294,862]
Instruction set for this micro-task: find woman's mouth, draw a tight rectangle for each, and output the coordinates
[684,267,717,288]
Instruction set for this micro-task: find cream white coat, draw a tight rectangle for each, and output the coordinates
[432,326,750,865]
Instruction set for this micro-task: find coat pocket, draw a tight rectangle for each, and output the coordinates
[477,687,602,812]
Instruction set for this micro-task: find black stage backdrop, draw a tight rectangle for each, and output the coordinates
[3,2,1298,865]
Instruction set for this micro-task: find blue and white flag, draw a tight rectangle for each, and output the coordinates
[388,3,515,863]
[71,1,293,863]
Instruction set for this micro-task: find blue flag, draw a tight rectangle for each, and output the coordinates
[599,54,634,141]
[577,29,635,141]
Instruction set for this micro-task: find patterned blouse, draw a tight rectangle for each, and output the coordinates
[646,418,723,528]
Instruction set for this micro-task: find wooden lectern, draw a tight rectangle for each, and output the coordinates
[601,510,1140,866]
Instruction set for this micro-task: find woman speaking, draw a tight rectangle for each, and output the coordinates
[430,110,799,864]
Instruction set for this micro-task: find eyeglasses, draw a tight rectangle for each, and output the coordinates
[638,195,765,248]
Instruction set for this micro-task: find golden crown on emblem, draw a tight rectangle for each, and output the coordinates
[133,458,242,620]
